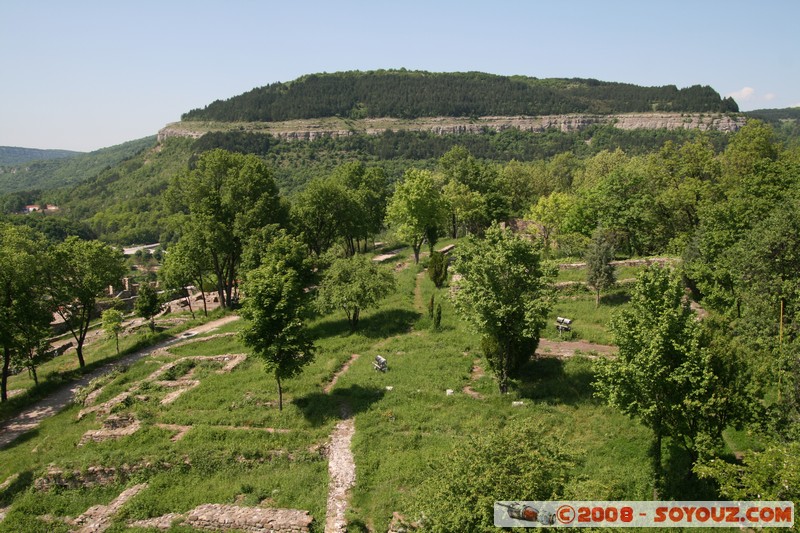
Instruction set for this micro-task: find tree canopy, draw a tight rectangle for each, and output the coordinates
[168,149,287,308]
[452,223,552,393]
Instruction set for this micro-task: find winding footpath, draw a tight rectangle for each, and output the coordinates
[0,314,241,449]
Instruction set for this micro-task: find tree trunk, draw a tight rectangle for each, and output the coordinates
[596,288,601,308]
[451,213,457,239]
[276,374,283,411]
[412,244,421,264]
[115,333,119,354]
[76,344,86,368]
[30,364,38,386]
[650,431,663,499]
[198,272,208,316]
[185,289,195,319]
[1,345,10,402]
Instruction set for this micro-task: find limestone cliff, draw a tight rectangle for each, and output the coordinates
[158,113,745,143]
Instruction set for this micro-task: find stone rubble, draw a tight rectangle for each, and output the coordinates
[78,413,141,446]
[73,483,148,533]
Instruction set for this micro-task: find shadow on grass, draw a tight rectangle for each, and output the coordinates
[307,308,420,341]
[514,357,598,405]
[0,427,41,451]
[292,385,385,427]
[600,290,631,307]
[0,470,34,506]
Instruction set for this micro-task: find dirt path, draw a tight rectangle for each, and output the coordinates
[462,358,485,399]
[0,314,240,449]
[536,338,616,358]
[323,354,360,394]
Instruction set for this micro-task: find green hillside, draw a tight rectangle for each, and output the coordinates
[0,136,156,195]
[184,70,739,122]
[0,146,81,166]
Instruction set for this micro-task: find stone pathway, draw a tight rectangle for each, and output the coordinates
[322,354,359,532]
[0,314,241,449]
[325,411,356,533]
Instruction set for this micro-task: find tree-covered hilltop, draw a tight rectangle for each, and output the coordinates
[0,146,81,166]
[0,136,156,195]
[183,70,739,122]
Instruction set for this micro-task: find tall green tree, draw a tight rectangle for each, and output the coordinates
[102,308,124,354]
[135,284,161,333]
[585,228,616,307]
[452,223,552,393]
[49,237,126,368]
[315,256,395,331]
[526,191,572,256]
[240,263,314,411]
[386,168,447,264]
[0,224,53,396]
[594,266,751,493]
[169,149,286,308]
[160,236,212,318]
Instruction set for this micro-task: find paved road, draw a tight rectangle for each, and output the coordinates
[0,315,240,449]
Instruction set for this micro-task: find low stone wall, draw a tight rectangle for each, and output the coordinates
[143,504,314,532]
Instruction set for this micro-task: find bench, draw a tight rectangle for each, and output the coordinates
[373,355,388,372]
[555,316,572,337]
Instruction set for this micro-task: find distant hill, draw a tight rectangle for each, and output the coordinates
[744,107,800,145]
[0,146,82,166]
[0,136,156,194]
[183,70,739,123]
[744,107,800,123]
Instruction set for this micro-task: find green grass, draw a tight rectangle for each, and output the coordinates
[0,246,751,532]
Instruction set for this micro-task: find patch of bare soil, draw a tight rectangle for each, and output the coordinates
[462,359,485,399]
[536,338,616,359]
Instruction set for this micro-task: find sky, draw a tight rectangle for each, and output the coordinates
[1,1,798,152]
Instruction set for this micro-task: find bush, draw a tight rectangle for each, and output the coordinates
[410,424,574,532]
[428,251,449,288]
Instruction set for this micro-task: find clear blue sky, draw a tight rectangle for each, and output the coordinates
[2,0,798,152]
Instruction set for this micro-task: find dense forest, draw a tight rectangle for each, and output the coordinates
[183,70,739,122]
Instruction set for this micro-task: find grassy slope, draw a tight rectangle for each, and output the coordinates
[0,247,742,532]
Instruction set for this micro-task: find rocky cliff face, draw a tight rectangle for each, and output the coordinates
[158,113,746,143]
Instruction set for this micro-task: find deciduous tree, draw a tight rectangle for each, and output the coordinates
[315,256,395,330]
[240,263,314,411]
[386,169,447,264]
[169,149,286,308]
[102,308,124,354]
[594,266,751,493]
[49,237,126,368]
[452,223,552,393]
